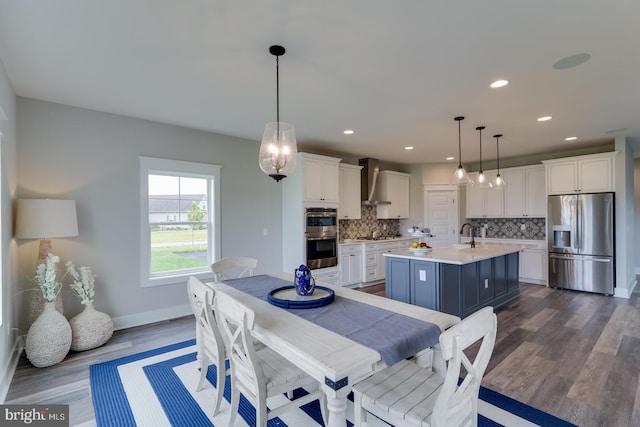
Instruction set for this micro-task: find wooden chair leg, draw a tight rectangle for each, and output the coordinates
[256,396,267,427]
[353,392,366,427]
[212,362,225,415]
[228,384,240,427]
[195,358,207,392]
[319,394,328,426]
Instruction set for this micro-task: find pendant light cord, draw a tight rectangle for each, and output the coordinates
[455,116,464,168]
[496,136,500,173]
[495,134,503,175]
[479,129,483,172]
[275,54,280,136]
[458,119,462,167]
[276,54,280,126]
[477,126,485,172]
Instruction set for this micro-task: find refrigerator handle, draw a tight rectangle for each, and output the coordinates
[574,200,580,251]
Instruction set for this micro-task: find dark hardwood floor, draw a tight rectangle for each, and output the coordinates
[5,282,640,426]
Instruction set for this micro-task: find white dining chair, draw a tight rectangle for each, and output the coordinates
[352,306,497,427]
[215,290,327,427]
[187,276,228,416]
[211,256,258,283]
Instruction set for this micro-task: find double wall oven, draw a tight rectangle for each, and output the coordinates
[305,207,338,269]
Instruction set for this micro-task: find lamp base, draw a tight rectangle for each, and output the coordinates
[28,239,63,326]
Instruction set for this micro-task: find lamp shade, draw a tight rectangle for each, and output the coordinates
[15,199,79,239]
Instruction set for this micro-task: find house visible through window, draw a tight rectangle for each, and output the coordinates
[140,157,221,287]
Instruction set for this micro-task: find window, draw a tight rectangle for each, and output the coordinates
[140,157,221,287]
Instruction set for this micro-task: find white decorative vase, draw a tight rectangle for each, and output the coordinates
[29,291,63,326]
[69,302,114,351]
[25,301,72,367]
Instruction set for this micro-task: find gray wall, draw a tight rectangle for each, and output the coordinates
[614,137,636,297]
[15,98,284,331]
[0,58,19,400]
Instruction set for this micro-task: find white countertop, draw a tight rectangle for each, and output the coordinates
[383,242,527,265]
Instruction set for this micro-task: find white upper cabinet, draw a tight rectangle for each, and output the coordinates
[301,153,341,204]
[543,152,616,195]
[503,165,546,218]
[376,170,410,219]
[465,171,504,218]
[338,164,362,220]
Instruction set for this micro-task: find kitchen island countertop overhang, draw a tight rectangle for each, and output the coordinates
[383,242,529,265]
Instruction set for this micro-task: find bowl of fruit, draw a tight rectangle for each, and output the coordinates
[408,241,432,255]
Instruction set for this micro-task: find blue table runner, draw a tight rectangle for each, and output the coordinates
[223,275,442,366]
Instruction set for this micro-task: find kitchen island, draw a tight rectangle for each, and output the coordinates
[383,243,525,318]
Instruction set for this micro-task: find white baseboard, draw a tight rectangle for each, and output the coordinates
[520,278,546,285]
[615,276,637,299]
[0,335,24,403]
[111,304,193,331]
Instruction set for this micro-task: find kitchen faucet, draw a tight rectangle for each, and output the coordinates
[460,223,476,248]
[370,228,380,240]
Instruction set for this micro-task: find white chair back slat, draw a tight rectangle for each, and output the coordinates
[211,257,258,283]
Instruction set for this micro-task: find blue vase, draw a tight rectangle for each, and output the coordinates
[294,265,315,296]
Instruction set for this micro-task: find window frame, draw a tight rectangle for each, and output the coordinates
[139,156,221,287]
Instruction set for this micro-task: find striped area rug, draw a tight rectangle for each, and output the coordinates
[90,339,576,427]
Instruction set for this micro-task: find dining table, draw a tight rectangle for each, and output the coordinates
[210,272,460,427]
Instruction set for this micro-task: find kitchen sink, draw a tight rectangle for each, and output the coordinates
[453,243,472,249]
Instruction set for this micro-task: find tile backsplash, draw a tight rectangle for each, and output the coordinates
[339,205,400,240]
[468,217,546,240]
[339,206,545,241]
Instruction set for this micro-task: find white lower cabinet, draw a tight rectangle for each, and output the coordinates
[363,239,411,284]
[339,244,363,286]
[520,243,547,285]
[312,266,340,286]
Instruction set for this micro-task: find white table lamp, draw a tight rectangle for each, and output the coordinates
[15,198,79,264]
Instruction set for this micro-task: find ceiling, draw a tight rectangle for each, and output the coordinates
[0,1,639,165]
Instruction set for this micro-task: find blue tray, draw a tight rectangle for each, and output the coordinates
[267,285,335,309]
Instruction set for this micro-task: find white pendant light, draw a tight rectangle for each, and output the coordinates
[451,116,474,186]
[491,134,506,189]
[258,45,298,182]
[475,126,492,189]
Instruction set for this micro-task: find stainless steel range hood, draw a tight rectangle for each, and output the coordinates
[359,158,391,205]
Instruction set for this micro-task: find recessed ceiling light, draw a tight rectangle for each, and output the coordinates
[565,136,578,141]
[404,146,414,150]
[343,129,354,135]
[490,79,509,88]
[446,156,455,161]
[537,116,552,122]
[553,53,591,70]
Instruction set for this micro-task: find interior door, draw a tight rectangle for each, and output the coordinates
[425,189,458,247]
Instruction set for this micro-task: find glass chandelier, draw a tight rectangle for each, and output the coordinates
[451,116,474,186]
[475,126,492,189]
[258,45,298,182]
[491,134,506,188]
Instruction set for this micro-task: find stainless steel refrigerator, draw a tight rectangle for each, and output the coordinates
[547,192,615,295]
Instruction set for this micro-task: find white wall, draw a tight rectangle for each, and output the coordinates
[15,98,284,331]
[635,159,640,273]
[614,137,636,297]
[0,58,19,401]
